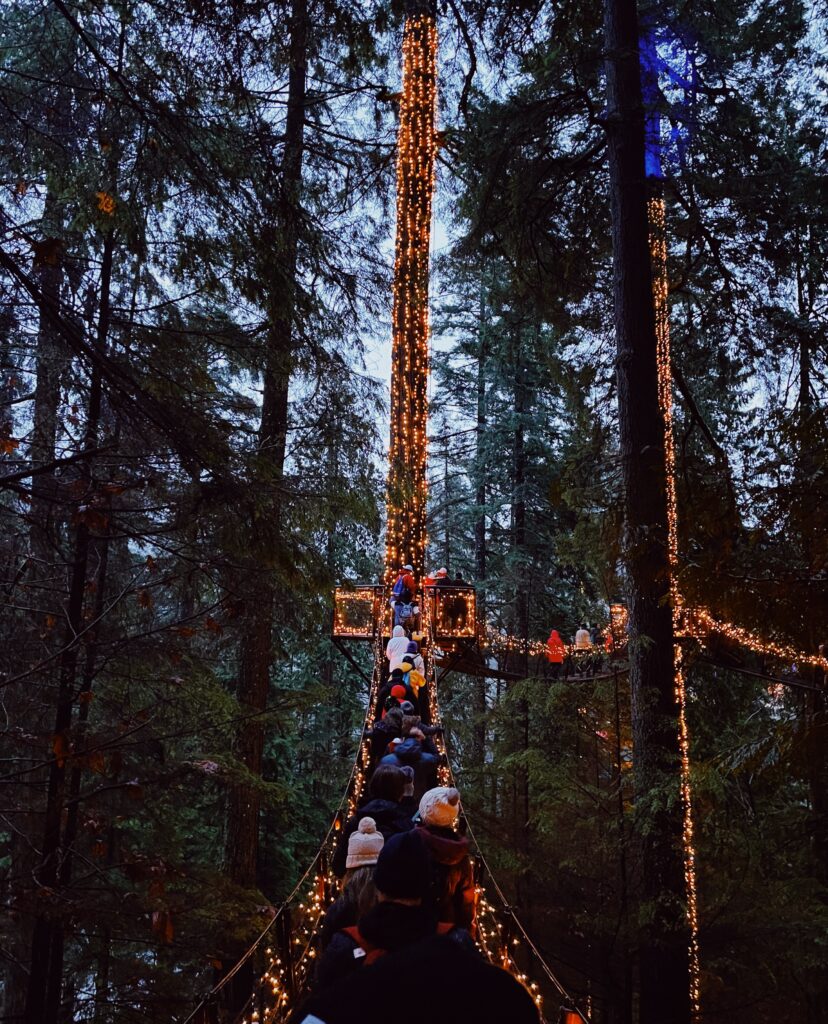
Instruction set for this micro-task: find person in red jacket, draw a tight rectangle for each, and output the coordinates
[546,629,566,680]
[415,786,476,934]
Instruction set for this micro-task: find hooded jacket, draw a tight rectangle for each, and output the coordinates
[379,738,439,802]
[416,825,477,932]
[297,934,541,1024]
[367,715,402,760]
[332,799,414,878]
[385,626,411,670]
[315,902,474,991]
[546,630,566,664]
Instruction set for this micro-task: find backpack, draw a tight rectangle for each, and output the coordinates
[397,602,414,623]
[391,575,412,604]
[342,923,455,968]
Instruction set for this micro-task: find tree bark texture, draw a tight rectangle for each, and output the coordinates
[472,283,488,768]
[603,0,691,1020]
[223,0,307,894]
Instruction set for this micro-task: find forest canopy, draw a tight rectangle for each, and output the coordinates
[0,1,826,1023]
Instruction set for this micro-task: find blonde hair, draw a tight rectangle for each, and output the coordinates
[342,864,379,918]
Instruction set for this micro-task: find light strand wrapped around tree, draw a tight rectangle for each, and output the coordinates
[384,0,438,585]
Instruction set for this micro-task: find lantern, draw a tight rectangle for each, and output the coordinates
[333,586,383,638]
[426,583,476,643]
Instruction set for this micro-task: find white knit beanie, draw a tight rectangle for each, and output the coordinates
[419,786,461,828]
[346,817,385,869]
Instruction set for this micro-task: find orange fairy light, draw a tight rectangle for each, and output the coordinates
[649,195,701,1014]
[384,0,438,586]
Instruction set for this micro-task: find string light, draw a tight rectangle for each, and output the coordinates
[680,605,828,669]
[333,586,382,637]
[384,6,438,587]
[427,584,477,639]
[650,195,701,1016]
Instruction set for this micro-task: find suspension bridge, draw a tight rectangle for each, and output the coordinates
[181,2,826,1021]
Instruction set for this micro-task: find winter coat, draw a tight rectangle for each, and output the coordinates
[315,902,475,991]
[296,933,542,1024]
[319,894,359,950]
[574,628,592,650]
[367,718,401,761]
[332,800,414,878]
[407,668,426,696]
[416,824,477,933]
[546,631,566,664]
[379,738,439,801]
[385,626,410,668]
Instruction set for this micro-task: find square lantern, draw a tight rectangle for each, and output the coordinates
[428,584,477,642]
[333,586,383,639]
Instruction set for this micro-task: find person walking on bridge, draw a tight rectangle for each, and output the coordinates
[315,830,475,991]
[332,766,413,878]
[415,787,476,934]
[546,629,566,680]
[386,624,411,671]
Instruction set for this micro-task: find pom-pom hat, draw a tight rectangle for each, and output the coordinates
[419,786,461,828]
[346,817,385,869]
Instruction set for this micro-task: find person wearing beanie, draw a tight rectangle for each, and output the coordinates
[294,933,541,1024]
[319,820,383,950]
[416,787,477,933]
[405,640,425,674]
[315,831,475,992]
[346,817,385,869]
[332,766,413,877]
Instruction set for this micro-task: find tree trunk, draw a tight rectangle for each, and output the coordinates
[222,0,307,1003]
[510,326,531,868]
[472,280,488,768]
[603,1,691,1021]
[25,219,115,1024]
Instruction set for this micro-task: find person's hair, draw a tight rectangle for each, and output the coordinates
[369,764,406,803]
[341,865,378,918]
[401,714,421,736]
[384,707,404,729]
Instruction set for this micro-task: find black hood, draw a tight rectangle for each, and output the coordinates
[357,800,413,837]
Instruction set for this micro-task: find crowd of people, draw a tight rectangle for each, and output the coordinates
[292,776,539,1024]
[388,562,465,632]
[288,565,540,1022]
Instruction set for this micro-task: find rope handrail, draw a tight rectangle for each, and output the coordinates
[180,613,387,1024]
[422,608,588,1021]
[195,600,593,1024]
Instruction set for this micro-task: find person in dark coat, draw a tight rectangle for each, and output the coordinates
[415,786,476,933]
[319,818,384,949]
[378,732,439,801]
[316,831,476,991]
[293,934,542,1024]
[367,707,403,761]
[331,766,413,877]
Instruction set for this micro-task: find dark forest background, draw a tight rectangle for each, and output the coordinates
[0,0,826,1022]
